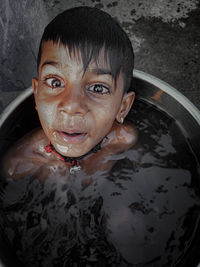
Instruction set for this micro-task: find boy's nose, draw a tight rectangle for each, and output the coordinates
[57,88,88,116]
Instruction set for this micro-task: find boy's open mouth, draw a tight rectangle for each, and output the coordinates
[56,130,87,144]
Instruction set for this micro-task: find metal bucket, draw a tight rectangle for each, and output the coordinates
[0,70,199,267]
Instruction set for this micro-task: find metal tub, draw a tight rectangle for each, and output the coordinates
[0,70,199,267]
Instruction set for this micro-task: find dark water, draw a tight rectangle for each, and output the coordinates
[0,100,200,267]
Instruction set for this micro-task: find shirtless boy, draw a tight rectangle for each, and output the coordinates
[3,6,137,180]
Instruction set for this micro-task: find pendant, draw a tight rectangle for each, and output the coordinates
[70,165,82,174]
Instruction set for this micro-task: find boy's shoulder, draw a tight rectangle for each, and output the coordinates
[1,128,48,179]
[82,121,138,175]
[1,122,138,180]
[104,121,138,150]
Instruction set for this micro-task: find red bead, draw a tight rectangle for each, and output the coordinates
[45,144,53,153]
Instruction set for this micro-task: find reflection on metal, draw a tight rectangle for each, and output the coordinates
[133,69,200,125]
[152,89,164,103]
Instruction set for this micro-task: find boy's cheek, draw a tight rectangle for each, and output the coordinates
[37,102,55,129]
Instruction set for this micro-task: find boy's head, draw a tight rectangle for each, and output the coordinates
[33,6,135,157]
[37,6,134,93]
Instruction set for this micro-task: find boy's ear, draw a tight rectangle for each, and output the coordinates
[116,92,135,123]
[32,77,38,109]
[32,77,38,94]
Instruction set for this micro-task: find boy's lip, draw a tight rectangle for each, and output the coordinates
[56,130,88,144]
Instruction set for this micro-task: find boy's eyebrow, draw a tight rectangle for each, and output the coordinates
[87,67,112,76]
[40,62,113,78]
[40,60,60,69]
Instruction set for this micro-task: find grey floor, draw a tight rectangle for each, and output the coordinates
[0,0,200,111]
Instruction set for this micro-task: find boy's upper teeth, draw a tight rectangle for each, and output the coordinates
[65,132,82,135]
[68,133,80,135]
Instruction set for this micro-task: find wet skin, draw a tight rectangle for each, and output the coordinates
[2,41,137,180]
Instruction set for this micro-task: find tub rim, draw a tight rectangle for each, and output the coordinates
[0,69,199,128]
[133,70,200,125]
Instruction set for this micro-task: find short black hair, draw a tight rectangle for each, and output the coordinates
[37,6,134,93]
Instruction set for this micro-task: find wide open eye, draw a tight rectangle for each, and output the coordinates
[45,77,65,89]
[87,84,110,95]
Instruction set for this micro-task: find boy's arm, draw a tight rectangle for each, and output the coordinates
[104,121,138,150]
[2,151,35,179]
[83,121,138,175]
[1,128,47,179]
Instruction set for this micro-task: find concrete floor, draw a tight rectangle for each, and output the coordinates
[0,0,200,111]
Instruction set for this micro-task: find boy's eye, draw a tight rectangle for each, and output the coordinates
[44,77,65,88]
[87,84,110,95]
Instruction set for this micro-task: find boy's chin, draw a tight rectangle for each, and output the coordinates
[49,131,106,158]
[53,142,94,158]
[48,130,90,157]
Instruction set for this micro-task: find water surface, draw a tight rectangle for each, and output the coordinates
[0,100,199,267]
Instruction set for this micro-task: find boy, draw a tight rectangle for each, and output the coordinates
[3,6,137,179]
[0,7,139,266]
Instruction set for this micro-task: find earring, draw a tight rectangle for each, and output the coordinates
[120,117,124,124]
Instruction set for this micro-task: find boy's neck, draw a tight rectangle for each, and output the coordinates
[44,138,105,171]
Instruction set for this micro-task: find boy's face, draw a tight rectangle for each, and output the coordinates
[33,41,134,157]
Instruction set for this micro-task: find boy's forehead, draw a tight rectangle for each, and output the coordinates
[39,41,114,77]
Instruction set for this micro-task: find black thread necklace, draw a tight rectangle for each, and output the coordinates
[44,138,104,173]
